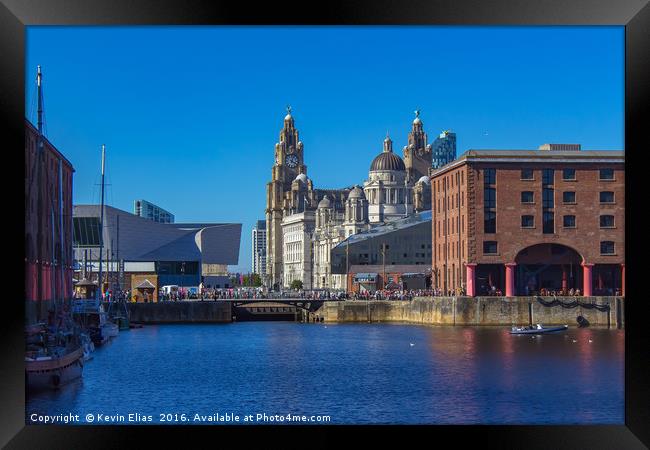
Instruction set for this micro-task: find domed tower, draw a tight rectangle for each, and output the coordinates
[344,186,369,237]
[316,195,333,228]
[286,173,315,214]
[403,109,433,184]
[363,134,413,223]
[413,175,432,212]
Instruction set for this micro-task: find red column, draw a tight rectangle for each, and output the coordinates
[561,266,568,291]
[582,263,594,297]
[44,265,50,301]
[621,264,625,296]
[505,263,517,297]
[466,263,477,297]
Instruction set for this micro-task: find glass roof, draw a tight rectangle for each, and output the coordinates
[335,210,432,249]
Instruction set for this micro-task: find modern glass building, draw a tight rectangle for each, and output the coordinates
[432,130,457,169]
[133,199,175,223]
[330,210,432,274]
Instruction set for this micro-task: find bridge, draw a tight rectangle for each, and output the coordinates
[226,299,327,313]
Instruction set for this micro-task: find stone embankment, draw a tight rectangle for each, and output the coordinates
[316,296,624,327]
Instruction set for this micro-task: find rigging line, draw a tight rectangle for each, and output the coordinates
[41,87,48,138]
[27,84,37,126]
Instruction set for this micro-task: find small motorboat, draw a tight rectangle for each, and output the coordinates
[510,323,568,335]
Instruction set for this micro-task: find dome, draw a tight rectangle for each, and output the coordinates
[417,175,431,184]
[413,117,422,125]
[318,195,332,208]
[348,186,365,199]
[370,151,406,172]
[284,113,293,121]
[295,173,307,183]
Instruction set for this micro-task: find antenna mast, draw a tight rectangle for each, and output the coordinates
[96,145,106,304]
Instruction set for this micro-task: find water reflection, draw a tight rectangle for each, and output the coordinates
[26,323,624,425]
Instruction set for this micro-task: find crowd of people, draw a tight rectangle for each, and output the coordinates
[91,284,621,303]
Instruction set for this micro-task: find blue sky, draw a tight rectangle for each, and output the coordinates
[26,26,624,273]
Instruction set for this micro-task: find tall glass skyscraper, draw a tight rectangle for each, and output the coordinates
[431,130,457,169]
[251,220,267,277]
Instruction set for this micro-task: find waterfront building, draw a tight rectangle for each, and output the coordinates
[346,264,430,293]
[72,205,241,299]
[364,135,415,223]
[25,118,75,321]
[281,210,316,289]
[431,144,625,297]
[133,199,174,223]
[431,130,457,169]
[265,108,433,290]
[251,220,267,278]
[312,196,346,290]
[330,210,433,292]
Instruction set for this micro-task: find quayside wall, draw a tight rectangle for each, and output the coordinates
[316,296,624,328]
[125,301,232,324]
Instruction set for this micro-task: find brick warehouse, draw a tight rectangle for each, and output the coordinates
[431,144,624,297]
[25,118,75,322]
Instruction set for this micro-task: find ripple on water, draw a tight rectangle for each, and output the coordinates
[26,324,624,425]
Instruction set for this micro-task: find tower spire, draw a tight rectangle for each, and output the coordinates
[383,134,393,152]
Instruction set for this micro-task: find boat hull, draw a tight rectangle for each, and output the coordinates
[510,325,569,335]
[26,347,84,391]
[103,322,119,338]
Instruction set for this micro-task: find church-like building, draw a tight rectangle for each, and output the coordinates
[265,108,433,290]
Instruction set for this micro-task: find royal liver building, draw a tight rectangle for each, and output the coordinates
[265,108,433,290]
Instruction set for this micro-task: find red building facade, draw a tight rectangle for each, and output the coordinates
[431,146,624,297]
[25,119,75,320]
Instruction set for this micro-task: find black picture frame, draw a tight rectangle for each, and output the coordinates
[2,0,648,448]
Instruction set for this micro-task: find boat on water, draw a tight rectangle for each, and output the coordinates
[25,324,84,390]
[107,298,131,331]
[510,323,569,335]
[73,299,118,345]
[79,332,95,362]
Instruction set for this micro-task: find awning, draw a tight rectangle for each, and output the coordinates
[74,278,97,287]
[401,273,425,278]
[354,273,377,283]
[135,279,156,289]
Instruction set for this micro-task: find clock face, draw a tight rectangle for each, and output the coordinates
[285,154,299,168]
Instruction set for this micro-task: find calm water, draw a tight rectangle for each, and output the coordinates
[26,323,624,425]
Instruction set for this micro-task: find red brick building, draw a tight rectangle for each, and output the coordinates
[431,144,624,297]
[25,119,75,320]
[346,264,430,293]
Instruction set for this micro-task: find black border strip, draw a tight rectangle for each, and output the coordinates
[2,0,648,448]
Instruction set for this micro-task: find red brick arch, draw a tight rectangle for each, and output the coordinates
[514,242,585,266]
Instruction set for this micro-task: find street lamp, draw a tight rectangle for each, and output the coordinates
[180,261,185,300]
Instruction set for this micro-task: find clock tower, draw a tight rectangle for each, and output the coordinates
[265,106,307,288]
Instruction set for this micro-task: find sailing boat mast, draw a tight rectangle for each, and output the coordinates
[35,65,44,322]
[96,145,106,304]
